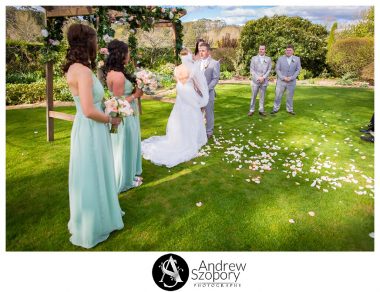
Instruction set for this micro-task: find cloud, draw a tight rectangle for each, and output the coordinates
[220,6,370,23]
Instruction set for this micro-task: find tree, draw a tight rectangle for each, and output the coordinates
[327,22,338,52]
[339,7,374,38]
[6,6,45,42]
[237,15,328,76]
[327,37,374,78]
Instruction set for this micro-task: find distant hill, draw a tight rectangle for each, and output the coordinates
[182,19,242,48]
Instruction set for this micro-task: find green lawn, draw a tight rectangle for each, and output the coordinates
[6,84,374,251]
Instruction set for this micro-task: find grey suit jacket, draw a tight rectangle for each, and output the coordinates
[250,55,272,86]
[202,57,220,99]
[275,55,301,85]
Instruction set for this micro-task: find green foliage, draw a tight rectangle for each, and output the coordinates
[327,37,374,78]
[211,47,236,72]
[339,7,374,38]
[6,72,43,84]
[40,17,66,63]
[238,15,328,76]
[298,69,313,80]
[335,72,357,85]
[152,63,176,89]
[138,47,176,69]
[219,71,233,80]
[327,22,338,52]
[6,40,44,74]
[6,78,72,105]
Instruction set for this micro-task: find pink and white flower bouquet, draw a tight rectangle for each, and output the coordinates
[104,97,134,133]
[135,69,158,95]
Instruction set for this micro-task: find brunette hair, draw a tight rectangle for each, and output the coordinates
[194,38,205,55]
[62,23,97,73]
[104,39,135,82]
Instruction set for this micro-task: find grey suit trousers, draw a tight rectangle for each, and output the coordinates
[205,90,215,135]
[250,83,267,112]
[273,80,296,112]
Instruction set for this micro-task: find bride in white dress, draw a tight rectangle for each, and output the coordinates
[141,48,210,168]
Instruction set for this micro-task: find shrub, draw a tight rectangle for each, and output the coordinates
[327,37,374,78]
[238,15,328,76]
[360,62,374,85]
[335,72,357,86]
[211,47,236,72]
[6,78,72,105]
[6,71,44,84]
[298,69,313,80]
[6,40,43,74]
[220,71,233,80]
[137,47,176,70]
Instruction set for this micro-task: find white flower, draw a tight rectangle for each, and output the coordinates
[196,202,203,207]
[102,34,113,43]
[289,219,295,224]
[130,29,136,34]
[41,29,49,37]
[169,12,174,19]
[308,211,315,217]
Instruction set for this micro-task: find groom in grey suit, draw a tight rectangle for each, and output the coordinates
[271,44,301,115]
[248,44,272,116]
[199,42,220,139]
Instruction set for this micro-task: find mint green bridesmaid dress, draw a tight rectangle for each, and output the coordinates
[111,78,143,193]
[68,74,124,249]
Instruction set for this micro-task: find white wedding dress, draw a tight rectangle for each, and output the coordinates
[141,54,210,168]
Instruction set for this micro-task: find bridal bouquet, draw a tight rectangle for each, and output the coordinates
[104,97,134,133]
[135,69,158,95]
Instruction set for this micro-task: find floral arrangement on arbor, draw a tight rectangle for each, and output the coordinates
[40,17,66,63]
[41,6,185,67]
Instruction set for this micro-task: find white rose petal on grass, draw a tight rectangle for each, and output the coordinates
[196,202,203,207]
[193,162,197,164]
[289,219,295,224]
[200,162,206,165]
[369,232,374,239]
[308,211,315,217]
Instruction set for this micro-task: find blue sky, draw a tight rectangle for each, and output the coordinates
[178,6,372,27]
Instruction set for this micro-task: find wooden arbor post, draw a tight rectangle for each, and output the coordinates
[42,6,186,141]
[46,61,54,141]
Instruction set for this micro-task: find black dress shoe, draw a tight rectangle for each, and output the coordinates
[259,111,267,116]
[287,111,296,115]
[360,135,374,143]
[270,110,278,114]
[360,128,371,133]
[248,111,254,116]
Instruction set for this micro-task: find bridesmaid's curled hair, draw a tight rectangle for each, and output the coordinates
[62,23,97,73]
[105,39,135,82]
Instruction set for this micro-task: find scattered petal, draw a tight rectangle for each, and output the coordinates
[308,211,315,217]
[196,202,203,207]
[289,219,295,224]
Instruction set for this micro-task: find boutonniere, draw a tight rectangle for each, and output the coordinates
[291,58,295,63]
[263,59,267,63]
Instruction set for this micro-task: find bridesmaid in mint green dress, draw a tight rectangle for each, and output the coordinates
[63,24,124,249]
[105,40,143,193]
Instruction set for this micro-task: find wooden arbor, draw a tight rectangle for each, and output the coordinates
[42,6,186,141]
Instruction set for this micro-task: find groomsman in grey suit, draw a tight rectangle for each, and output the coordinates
[199,42,220,139]
[271,44,301,115]
[248,44,272,116]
